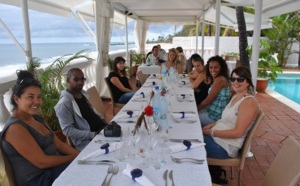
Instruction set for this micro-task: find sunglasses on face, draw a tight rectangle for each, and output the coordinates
[73,77,86,82]
[229,77,246,83]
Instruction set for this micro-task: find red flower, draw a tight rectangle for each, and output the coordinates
[144,105,154,116]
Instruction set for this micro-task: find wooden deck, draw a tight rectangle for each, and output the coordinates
[102,74,300,186]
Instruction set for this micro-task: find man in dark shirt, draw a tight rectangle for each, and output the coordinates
[55,68,107,151]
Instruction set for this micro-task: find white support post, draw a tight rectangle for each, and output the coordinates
[125,14,129,62]
[214,0,221,55]
[196,18,199,53]
[201,11,205,59]
[21,0,32,63]
[251,0,263,87]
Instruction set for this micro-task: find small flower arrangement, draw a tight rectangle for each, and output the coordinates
[144,105,154,117]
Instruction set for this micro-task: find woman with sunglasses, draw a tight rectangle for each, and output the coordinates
[197,55,230,126]
[107,56,137,104]
[1,70,79,186]
[202,66,259,159]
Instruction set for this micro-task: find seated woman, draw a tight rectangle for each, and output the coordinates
[202,66,259,159]
[187,53,201,78]
[186,53,201,74]
[198,55,230,126]
[176,47,187,74]
[189,57,211,105]
[1,70,79,186]
[165,48,178,72]
[108,56,136,104]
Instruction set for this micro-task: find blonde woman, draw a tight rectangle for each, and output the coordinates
[165,48,178,71]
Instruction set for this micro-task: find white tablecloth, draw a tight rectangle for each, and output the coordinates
[137,65,161,75]
[53,77,212,186]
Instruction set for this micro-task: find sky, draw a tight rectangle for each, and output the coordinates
[0,4,180,44]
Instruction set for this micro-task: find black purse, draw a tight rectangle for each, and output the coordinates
[104,121,121,137]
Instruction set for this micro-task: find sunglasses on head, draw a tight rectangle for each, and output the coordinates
[229,77,246,83]
[15,78,41,94]
[73,77,86,82]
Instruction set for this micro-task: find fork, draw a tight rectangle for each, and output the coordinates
[77,160,115,164]
[170,156,204,164]
[106,165,119,186]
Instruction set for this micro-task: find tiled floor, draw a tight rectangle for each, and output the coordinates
[102,74,300,186]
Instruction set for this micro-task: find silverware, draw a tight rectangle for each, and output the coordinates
[106,165,119,186]
[101,165,113,186]
[114,120,136,123]
[78,160,115,164]
[170,156,204,164]
[163,169,168,186]
[169,139,202,143]
[169,170,175,186]
[94,139,120,143]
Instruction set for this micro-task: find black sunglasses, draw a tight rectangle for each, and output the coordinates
[73,77,86,82]
[229,77,246,83]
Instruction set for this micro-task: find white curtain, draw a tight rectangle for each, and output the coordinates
[95,0,113,97]
[134,19,149,55]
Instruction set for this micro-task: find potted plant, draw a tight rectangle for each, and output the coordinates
[28,50,92,141]
[129,51,144,76]
[223,52,240,61]
[104,57,114,71]
[247,39,283,92]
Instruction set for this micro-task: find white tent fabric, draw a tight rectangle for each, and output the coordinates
[94,0,112,97]
[204,6,272,31]
[134,19,149,55]
[1,0,300,93]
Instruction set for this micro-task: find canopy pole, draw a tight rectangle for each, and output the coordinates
[21,0,32,63]
[196,19,199,52]
[214,0,221,55]
[251,0,263,87]
[125,14,129,62]
[201,12,205,59]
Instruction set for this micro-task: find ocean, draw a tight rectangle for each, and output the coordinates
[0,42,136,76]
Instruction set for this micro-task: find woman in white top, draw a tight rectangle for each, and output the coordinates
[202,66,259,159]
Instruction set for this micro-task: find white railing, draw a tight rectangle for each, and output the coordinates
[0,49,129,130]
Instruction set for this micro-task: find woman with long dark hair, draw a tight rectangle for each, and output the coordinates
[1,70,79,186]
[198,55,230,126]
[107,56,136,104]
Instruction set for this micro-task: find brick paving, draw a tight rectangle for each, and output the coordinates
[102,74,300,186]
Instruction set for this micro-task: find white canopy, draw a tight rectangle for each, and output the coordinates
[1,0,299,91]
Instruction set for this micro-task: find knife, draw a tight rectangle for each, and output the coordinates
[169,170,175,186]
[163,169,168,186]
[169,139,202,143]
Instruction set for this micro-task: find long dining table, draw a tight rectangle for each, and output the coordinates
[53,74,212,186]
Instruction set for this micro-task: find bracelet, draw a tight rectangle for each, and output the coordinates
[209,129,215,137]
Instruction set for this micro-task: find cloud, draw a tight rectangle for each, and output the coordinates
[0,4,177,43]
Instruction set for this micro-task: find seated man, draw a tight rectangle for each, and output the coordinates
[146,45,161,65]
[55,68,107,151]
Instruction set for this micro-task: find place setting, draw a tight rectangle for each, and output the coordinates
[178,80,191,87]
[175,93,194,102]
[112,110,140,123]
[131,91,151,102]
[170,111,198,123]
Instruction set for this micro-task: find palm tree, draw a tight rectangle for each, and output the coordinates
[236,6,250,68]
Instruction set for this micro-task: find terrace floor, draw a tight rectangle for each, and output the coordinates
[102,73,300,186]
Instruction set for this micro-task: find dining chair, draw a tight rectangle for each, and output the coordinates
[104,77,125,116]
[87,86,113,122]
[262,136,300,186]
[207,110,264,186]
[136,71,148,86]
[0,133,16,186]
